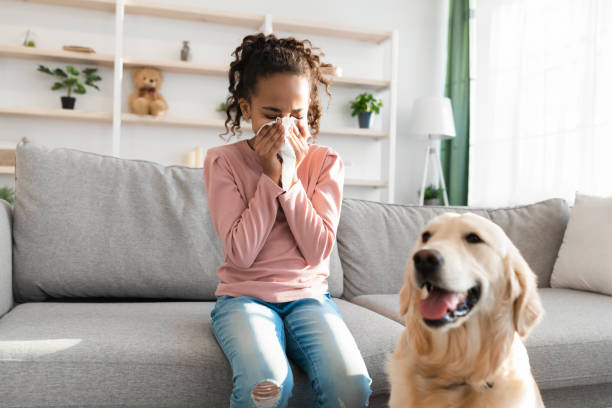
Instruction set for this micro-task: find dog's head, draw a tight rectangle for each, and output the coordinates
[399,212,543,339]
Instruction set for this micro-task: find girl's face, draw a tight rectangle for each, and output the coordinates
[239,73,310,134]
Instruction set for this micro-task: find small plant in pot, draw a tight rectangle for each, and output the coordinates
[216,96,237,118]
[0,187,15,205]
[420,184,443,206]
[216,101,228,114]
[37,64,101,109]
[350,92,383,129]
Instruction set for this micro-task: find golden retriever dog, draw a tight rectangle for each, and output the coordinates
[386,212,545,408]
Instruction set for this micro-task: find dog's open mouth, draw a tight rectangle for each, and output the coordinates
[419,282,481,327]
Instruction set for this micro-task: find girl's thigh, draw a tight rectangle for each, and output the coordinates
[211,296,294,406]
[283,293,372,407]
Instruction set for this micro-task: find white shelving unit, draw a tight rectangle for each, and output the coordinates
[3,0,398,201]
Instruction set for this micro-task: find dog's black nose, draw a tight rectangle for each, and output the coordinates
[413,249,443,276]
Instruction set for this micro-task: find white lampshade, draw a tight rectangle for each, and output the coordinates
[408,96,456,140]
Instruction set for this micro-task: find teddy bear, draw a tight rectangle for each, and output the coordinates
[129,68,168,116]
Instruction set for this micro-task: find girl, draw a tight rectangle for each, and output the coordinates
[203,33,372,408]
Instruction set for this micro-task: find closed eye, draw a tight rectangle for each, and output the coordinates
[466,233,484,244]
[265,115,304,120]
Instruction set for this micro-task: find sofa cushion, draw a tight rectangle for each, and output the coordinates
[350,288,612,391]
[12,140,343,301]
[0,298,401,407]
[551,192,612,296]
[337,198,569,299]
[525,288,612,390]
[540,383,612,408]
[0,199,13,319]
[351,294,402,324]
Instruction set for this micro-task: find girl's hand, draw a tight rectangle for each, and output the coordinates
[252,118,284,185]
[287,118,310,169]
[285,118,311,188]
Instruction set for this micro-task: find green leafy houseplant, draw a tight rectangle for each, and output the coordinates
[37,64,102,109]
[0,187,15,205]
[424,184,442,200]
[23,29,35,47]
[350,92,383,128]
[216,97,237,115]
[216,101,228,112]
[350,92,383,116]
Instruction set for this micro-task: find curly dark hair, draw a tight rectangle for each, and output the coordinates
[219,33,332,141]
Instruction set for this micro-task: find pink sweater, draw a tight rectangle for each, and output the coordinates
[203,138,344,302]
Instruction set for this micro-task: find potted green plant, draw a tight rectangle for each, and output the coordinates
[216,101,228,113]
[23,29,36,47]
[420,184,443,206]
[37,64,102,109]
[0,187,15,205]
[350,92,383,128]
[216,97,236,117]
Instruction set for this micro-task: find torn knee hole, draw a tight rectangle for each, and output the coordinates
[252,381,280,398]
[251,381,282,407]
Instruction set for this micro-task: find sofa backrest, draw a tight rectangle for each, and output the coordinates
[336,198,570,300]
[11,140,343,302]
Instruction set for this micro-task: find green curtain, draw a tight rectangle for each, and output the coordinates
[440,0,471,205]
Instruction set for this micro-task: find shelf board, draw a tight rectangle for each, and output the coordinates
[318,127,388,140]
[0,106,113,123]
[20,0,263,27]
[124,1,264,28]
[21,0,115,12]
[122,113,225,129]
[122,57,388,89]
[272,18,392,44]
[345,178,388,188]
[0,108,387,139]
[324,75,390,91]
[0,44,114,67]
[122,114,387,139]
[0,166,15,175]
[123,57,227,76]
[21,1,391,44]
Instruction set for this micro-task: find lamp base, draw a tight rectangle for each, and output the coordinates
[419,135,450,206]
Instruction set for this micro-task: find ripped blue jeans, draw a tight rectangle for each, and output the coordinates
[210,292,372,408]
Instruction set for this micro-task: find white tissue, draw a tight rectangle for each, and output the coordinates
[254,116,297,190]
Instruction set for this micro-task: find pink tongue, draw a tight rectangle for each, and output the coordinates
[419,289,464,320]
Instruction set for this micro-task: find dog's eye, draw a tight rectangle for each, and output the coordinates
[466,233,484,244]
[422,231,431,243]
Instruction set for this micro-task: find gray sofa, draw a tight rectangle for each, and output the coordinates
[0,139,610,408]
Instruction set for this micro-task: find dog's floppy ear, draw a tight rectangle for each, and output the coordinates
[506,244,544,339]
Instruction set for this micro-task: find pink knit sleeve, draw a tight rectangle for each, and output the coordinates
[277,148,344,266]
[203,150,285,269]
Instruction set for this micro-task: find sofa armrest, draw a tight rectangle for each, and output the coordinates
[0,199,14,318]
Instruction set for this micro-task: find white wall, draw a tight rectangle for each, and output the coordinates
[0,0,448,204]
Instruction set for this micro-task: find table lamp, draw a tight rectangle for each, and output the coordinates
[408,96,456,206]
